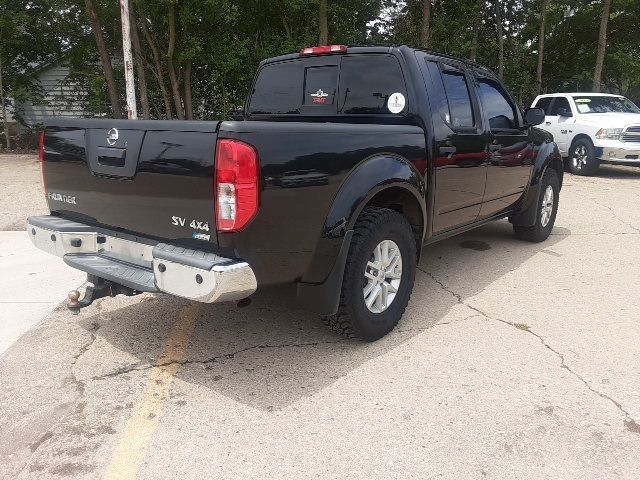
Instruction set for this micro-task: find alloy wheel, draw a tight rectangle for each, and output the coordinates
[540,185,554,228]
[363,240,402,313]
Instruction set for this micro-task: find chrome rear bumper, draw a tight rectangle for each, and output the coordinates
[27,215,257,303]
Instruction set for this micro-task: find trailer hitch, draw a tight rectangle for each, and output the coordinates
[67,275,141,314]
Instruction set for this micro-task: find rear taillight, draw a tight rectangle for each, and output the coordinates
[38,131,47,194]
[214,139,259,232]
[299,45,347,56]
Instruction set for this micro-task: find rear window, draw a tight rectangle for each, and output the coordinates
[248,62,302,115]
[304,66,338,106]
[248,54,407,116]
[338,55,407,115]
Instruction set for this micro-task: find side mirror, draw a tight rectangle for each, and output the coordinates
[557,107,573,118]
[523,107,545,127]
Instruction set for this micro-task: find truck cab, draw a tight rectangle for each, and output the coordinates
[531,93,640,175]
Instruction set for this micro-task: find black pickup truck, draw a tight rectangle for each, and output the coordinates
[29,45,562,340]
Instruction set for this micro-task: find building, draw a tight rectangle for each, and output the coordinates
[11,57,92,132]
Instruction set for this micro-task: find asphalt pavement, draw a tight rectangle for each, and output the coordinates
[0,154,639,479]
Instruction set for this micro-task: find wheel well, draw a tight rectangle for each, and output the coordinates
[569,133,593,151]
[365,187,424,249]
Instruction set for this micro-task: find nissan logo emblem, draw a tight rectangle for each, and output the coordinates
[107,128,119,146]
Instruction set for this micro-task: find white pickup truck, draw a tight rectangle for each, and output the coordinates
[531,93,640,175]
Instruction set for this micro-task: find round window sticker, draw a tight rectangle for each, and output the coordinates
[387,92,406,114]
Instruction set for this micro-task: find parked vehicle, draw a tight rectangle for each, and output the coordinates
[531,93,640,175]
[29,45,562,340]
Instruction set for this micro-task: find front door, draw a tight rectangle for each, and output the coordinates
[544,96,573,154]
[420,59,489,234]
[474,76,533,218]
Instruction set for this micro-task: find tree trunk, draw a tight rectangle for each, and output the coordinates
[420,0,431,49]
[183,62,193,120]
[534,0,550,96]
[495,0,504,80]
[83,0,122,118]
[129,5,150,119]
[0,53,10,150]
[138,13,172,119]
[593,0,612,92]
[167,4,184,120]
[319,0,328,44]
[470,1,482,61]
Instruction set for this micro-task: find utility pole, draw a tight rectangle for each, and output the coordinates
[0,53,10,150]
[120,0,138,119]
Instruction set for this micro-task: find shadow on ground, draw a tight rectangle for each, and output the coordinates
[588,164,640,179]
[76,220,564,411]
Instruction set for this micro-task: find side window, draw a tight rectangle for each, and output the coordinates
[339,55,407,114]
[248,62,302,115]
[477,79,517,130]
[548,97,571,116]
[439,67,475,128]
[533,97,553,114]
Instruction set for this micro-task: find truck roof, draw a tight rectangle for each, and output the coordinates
[260,44,497,77]
[537,92,624,97]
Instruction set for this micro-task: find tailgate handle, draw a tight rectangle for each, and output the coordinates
[97,146,126,167]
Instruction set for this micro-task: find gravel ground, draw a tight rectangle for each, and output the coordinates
[0,154,47,231]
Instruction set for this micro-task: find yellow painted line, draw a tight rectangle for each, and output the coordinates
[104,302,201,480]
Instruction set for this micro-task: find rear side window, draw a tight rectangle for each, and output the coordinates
[548,97,571,116]
[249,62,302,115]
[440,68,474,127]
[477,79,517,130]
[339,55,407,115]
[533,97,553,114]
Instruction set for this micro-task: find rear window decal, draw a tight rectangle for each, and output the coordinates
[387,93,406,113]
[310,89,329,104]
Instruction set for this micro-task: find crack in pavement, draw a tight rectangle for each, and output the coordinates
[591,199,640,234]
[14,305,104,477]
[417,266,638,428]
[91,339,349,381]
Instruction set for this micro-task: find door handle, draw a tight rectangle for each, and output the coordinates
[489,144,501,152]
[439,146,457,157]
[545,121,552,125]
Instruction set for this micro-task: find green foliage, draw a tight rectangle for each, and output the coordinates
[2,0,639,125]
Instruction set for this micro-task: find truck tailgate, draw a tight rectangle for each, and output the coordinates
[42,119,220,244]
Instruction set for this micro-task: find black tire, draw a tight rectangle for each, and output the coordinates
[513,168,560,243]
[323,207,417,341]
[568,138,600,176]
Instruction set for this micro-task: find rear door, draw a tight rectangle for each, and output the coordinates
[43,120,220,243]
[420,58,489,233]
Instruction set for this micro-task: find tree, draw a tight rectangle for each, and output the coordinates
[319,0,328,44]
[83,0,123,118]
[495,0,504,80]
[129,4,150,119]
[420,0,431,48]
[534,0,550,95]
[593,0,612,92]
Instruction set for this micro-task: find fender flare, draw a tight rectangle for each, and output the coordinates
[511,140,563,227]
[297,154,426,315]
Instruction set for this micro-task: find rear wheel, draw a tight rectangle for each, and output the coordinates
[568,138,599,176]
[323,207,416,341]
[513,168,560,243]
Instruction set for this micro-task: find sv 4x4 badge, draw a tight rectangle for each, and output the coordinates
[171,216,210,231]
